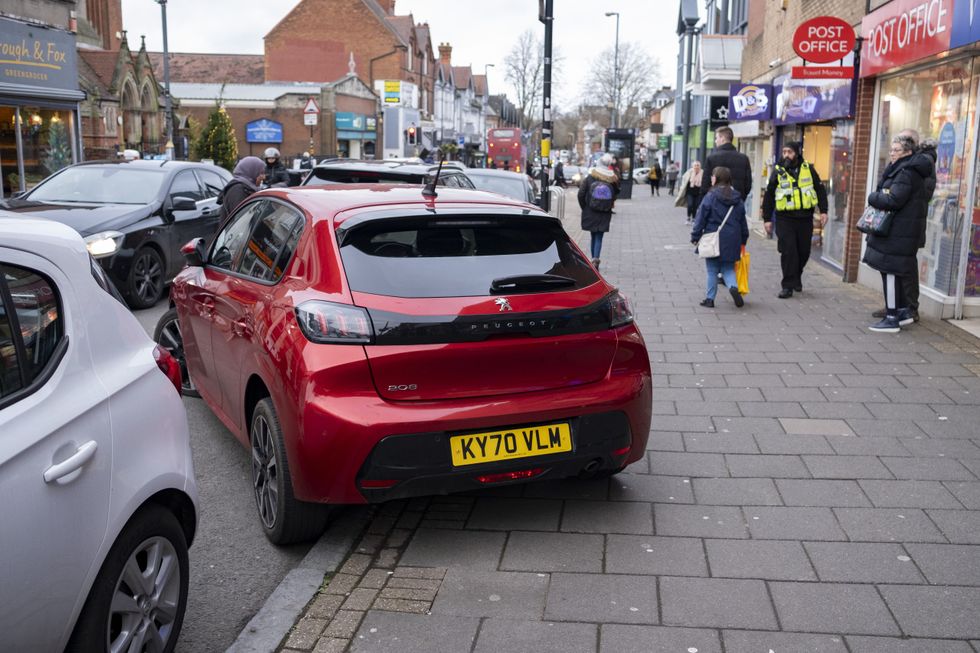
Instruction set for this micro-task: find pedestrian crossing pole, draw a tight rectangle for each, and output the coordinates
[539,0,553,213]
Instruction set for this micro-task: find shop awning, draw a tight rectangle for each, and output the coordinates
[0,82,85,102]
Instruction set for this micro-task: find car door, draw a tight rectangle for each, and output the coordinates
[165,169,213,278]
[195,168,230,239]
[210,199,304,432]
[179,200,265,412]
[0,254,112,652]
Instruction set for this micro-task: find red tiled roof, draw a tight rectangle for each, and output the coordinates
[78,50,121,89]
[146,52,265,84]
[386,15,414,45]
[452,65,472,90]
[77,52,110,95]
[473,74,487,95]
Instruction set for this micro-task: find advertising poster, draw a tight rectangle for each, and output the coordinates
[728,83,773,121]
[773,74,853,125]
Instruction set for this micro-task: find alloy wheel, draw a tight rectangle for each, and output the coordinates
[133,251,163,305]
[156,316,195,395]
[105,536,182,653]
[251,415,280,530]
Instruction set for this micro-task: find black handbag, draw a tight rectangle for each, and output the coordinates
[856,205,894,236]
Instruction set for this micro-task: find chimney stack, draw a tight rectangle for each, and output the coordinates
[438,42,452,65]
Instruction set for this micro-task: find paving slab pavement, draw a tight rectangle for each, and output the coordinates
[258,190,980,653]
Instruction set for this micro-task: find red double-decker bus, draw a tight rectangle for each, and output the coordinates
[487,128,527,173]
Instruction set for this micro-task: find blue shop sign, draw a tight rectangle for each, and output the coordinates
[951,0,980,50]
[773,74,853,125]
[335,112,365,131]
[245,118,283,143]
[728,83,773,121]
[0,17,81,97]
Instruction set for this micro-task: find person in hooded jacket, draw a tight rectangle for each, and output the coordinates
[262,147,290,187]
[871,129,936,323]
[863,134,932,333]
[691,166,749,308]
[217,156,265,222]
[762,141,828,298]
[701,126,752,201]
[578,153,620,269]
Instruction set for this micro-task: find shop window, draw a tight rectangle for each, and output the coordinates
[876,58,977,297]
[7,107,76,192]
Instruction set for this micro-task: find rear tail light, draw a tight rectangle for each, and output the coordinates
[476,468,544,484]
[295,301,374,344]
[612,445,631,457]
[608,291,635,327]
[359,479,399,489]
[153,344,182,396]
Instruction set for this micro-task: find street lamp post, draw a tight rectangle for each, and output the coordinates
[605,11,620,129]
[155,0,173,159]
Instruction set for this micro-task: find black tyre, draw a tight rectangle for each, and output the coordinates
[250,397,330,544]
[153,307,200,398]
[67,504,189,653]
[127,247,165,309]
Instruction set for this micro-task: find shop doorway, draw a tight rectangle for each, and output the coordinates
[804,122,853,268]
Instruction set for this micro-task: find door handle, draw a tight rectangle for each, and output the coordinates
[43,441,98,484]
[200,295,214,317]
[233,318,253,338]
[201,207,213,215]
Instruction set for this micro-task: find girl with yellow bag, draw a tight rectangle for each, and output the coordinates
[690,166,750,308]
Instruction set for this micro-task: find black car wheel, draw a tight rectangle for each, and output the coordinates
[153,307,200,398]
[128,247,165,309]
[250,397,330,545]
[66,504,189,653]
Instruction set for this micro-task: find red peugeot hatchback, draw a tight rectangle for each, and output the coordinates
[166,183,652,544]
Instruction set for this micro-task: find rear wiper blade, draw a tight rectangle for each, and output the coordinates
[490,274,576,294]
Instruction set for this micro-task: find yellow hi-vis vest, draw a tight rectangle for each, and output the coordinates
[774,161,818,212]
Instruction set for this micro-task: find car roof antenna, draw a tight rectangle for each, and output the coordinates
[422,154,443,199]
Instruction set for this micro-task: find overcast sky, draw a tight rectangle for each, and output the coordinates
[120,0,683,110]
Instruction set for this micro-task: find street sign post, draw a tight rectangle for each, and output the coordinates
[304,97,320,152]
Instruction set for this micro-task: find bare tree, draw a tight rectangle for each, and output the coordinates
[583,42,659,129]
[503,30,563,133]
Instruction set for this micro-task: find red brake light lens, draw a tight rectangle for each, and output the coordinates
[476,468,544,484]
[153,344,182,396]
[608,291,635,327]
[295,301,374,344]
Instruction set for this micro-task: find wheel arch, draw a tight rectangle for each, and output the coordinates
[244,373,271,430]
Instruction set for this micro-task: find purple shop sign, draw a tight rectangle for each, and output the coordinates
[728,83,773,121]
[773,74,853,125]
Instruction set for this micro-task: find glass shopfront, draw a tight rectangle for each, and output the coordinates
[0,105,78,196]
[875,57,978,298]
[804,121,854,269]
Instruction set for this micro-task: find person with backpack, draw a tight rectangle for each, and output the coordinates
[691,166,749,308]
[648,161,663,196]
[577,153,620,269]
[217,156,265,222]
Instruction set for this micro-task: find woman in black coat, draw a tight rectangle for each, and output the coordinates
[863,135,931,333]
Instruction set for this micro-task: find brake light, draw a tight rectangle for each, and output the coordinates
[295,300,373,344]
[608,291,635,327]
[476,468,544,484]
[360,479,399,489]
[489,142,495,148]
[612,445,631,457]
[515,165,521,172]
[153,344,182,396]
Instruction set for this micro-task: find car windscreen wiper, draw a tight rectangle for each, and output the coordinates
[490,274,576,294]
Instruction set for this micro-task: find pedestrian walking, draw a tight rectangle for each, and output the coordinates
[666,160,680,195]
[554,160,567,188]
[870,129,936,324]
[702,126,752,201]
[674,160,704,224]
[648,161,663,196]
[299,151,314,170]
[761,141,828,298]
[691,166,749,308]
[862,134,932,333]
[262,147,289,187]
[217,156,265,222]
[577,153,620,269]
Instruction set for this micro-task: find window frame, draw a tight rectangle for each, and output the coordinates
[0,263,69,411]
[206,198,306,286]
[168,169,206,205]
[195,168,230,199]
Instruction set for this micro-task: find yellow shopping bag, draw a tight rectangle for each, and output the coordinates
[735,247,750,295]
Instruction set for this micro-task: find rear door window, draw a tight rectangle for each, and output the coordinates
[339,216,598,298]
[210,201,264,271]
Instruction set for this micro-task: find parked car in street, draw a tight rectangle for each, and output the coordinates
[632,167,652,185]
[0,159,232,309]
[565,165,590,186]
[300,159,475,188]
[161,184,652,545]
[463,167,538,204]
[0,216,198,652]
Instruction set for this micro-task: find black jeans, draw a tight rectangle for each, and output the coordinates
[903,260,920,311]
[775,216,813,290]
[686,190,701,219]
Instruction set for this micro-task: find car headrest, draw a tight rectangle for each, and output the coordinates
[416,228,466,257]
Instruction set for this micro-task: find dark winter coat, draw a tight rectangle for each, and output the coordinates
[910,144,937,248]
[701,143,752,200]
[578,167,620,232]
[218,156,264,221]
[862,153,931,276]
[691,186,749,263]
[761,154,829,221]
[264,161,290,187]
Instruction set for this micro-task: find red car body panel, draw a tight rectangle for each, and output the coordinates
[172,186,652,504]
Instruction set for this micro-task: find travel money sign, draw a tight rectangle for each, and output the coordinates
[792,16,856,79]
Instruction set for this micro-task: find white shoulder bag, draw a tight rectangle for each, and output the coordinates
[696,205,734,259]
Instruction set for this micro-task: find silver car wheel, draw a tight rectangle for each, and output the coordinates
[251,414,279,530]
[106,536,182,653]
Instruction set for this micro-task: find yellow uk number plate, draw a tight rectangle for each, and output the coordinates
[450,422,572,467]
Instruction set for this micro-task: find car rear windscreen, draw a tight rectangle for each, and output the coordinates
[339,216,598,298]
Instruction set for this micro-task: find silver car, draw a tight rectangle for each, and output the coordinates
[0,216,198,652]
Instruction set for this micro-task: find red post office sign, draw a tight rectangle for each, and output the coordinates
[860,0,954,78]
[793,16,856,64]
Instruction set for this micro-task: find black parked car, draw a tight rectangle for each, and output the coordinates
[300,159,476,188]
[1,159,232,308]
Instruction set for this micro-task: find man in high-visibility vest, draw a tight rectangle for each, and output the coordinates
[762,141,828,298]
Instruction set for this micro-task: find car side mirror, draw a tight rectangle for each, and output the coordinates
[172,196,198,212]
[181,237,207,267]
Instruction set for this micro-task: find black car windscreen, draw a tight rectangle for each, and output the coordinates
[338,216,598,298]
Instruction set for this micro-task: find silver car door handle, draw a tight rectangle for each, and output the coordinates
[43,441,98,483]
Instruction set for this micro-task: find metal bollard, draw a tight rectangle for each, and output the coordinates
[546,185,565,220]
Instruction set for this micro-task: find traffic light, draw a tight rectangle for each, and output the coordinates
[407,125,417,145]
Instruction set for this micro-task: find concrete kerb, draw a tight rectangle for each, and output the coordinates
[226,507,372,653]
